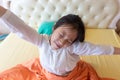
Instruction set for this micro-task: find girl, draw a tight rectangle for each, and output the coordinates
[0,6,120,80]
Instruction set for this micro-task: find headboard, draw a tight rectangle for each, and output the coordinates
[2,0,120,30]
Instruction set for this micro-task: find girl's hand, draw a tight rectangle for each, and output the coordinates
[114,47,120,55]
[0,6,7,17]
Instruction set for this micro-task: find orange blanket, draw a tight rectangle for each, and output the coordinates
[0,58,114,80]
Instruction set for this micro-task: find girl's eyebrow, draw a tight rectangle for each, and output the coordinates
[61,30,65,35]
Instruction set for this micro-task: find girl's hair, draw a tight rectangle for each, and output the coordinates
[53,14,85,42]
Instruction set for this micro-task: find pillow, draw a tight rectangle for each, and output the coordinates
[38,21,55,36]
[0,34,9,40]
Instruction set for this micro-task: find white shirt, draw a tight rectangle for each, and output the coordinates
[0,10,114,76]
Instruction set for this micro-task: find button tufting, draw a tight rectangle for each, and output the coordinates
[9,0,119,29]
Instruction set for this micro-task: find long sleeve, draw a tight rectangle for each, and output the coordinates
[0,10,42,46]
[71,41,114,55]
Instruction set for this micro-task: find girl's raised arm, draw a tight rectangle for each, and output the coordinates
[114,47,120,54]
[0,6,42,46]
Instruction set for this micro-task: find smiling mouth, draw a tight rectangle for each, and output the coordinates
[55,42,61,49]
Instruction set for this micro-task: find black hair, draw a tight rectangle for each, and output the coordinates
[53,14,85,42]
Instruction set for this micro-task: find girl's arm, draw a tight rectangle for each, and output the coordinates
[114,47,120,54]
[72,41,120,55]
[0,6,42,46]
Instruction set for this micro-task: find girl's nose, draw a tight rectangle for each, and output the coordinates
[59,38,67,45]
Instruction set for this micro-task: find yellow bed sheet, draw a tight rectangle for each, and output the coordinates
[0,33,39,72]
[0,29,120,79]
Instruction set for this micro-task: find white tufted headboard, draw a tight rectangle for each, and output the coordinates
[2,0,120,30]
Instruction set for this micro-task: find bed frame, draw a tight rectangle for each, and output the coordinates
[2,0,120,29]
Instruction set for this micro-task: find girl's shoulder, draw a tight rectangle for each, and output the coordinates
[69,41,94,51]
[39,34,50,45]
[71,41,90,46]
[41,34,50,40]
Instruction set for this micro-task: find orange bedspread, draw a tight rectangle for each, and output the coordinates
[0,58,114,80]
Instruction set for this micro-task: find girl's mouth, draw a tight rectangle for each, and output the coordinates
[55,42,61,49]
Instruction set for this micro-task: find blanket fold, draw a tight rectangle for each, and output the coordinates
[0,58,114,80]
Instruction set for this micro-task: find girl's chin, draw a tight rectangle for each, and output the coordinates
[51,45,60,50]
[53,46,60,50]
[51,42,62,50]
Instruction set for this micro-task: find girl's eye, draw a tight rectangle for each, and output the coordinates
[60,34,64,37]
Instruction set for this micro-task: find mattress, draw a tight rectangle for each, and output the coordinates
[0,29,120,79]
[0,33,39,72]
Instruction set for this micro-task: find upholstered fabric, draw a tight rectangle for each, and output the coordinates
[3,0,120,30]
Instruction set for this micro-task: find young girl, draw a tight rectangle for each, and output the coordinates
[0,6,120,80]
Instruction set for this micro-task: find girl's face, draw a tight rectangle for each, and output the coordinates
[50,24,78,50]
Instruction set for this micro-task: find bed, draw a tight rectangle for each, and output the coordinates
[0,0,120,79]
